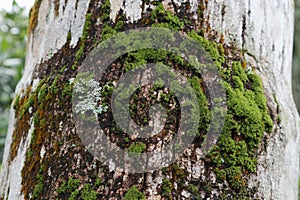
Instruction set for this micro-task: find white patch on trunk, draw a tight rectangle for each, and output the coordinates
[124,0,142,23]
[0,117,34,199]
[204,0,299,198]
[40,146,46,160]
[70,0,91,46]
[110,0,124,22]
[110,0,199,23]
[17,0,90,95]
[110,0,142,23]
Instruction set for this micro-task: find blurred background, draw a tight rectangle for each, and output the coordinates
[0,0,33,164]
[0,0,299,196]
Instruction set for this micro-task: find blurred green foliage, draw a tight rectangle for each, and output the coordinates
[0,1,28,162]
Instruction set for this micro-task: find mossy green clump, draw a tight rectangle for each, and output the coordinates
[95,177,102,187]
[81,184,97,200]
[57,178,98,200]
[18,92,34,120]
[187,184,201,199]
[161,178,173,199]
[32,166,44,199]
[101,24,118,41]
[127,142,146,157]
[188,76,210,135]
[124,186,145,200]
[37,83,48,103]
[12,94,20,110]
[206,54,273,193]
[68,190,80,200]
[150,4,184,31]
[57,178,80,195]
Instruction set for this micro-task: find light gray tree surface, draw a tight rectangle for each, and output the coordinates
[0,0,299,199]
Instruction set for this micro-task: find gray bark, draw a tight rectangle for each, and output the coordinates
[203,1,299,199]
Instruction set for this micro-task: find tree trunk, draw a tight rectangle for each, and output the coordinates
[0,0,299,199]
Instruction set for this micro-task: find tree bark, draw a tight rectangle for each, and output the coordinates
[0,0,299,199]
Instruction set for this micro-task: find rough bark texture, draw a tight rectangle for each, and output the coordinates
[0,0,299,199]
[203,1,299,199]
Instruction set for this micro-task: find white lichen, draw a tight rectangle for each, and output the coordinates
[72,78,108,117]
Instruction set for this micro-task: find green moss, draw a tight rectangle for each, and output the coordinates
[232,76,244,90]
[57,181,68,194]
[188,76,210,134]
[27,148,33,160]
[68,189,80,200]
[101,82,114,96]
[61,81,73,104]
[99,0,110,21]
[38,83,48,103]
[150,3,184,31]
[188,30,225,68]
[81,184,97,200]
[127,142,146,157]
[57,178,98,200]
[18,92,34,120]
[57,178,80,195]
[124,186,145,200]
[60,65,68,73]
[225,166,244,191]
[32,167,44,199]
[161,178,173,199]
[206,62,273,192]
[232,62,248,83]
[28,0,42,36]
[48,76,60,94]
[67,178,80,191]
[95,177,101,187]
[187,184,201,199]
[101,24,118,41]
[141,5,273,195]
[97,3,272,195]
[13,94,20,110]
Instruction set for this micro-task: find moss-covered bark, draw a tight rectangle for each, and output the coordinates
[1,0,298,199]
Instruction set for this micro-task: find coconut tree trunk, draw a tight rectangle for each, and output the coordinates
[0,0,299,199]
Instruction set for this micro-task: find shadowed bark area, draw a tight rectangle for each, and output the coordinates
[0,0,299,199]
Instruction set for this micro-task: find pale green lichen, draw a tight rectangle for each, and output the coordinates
[124,186,145,200]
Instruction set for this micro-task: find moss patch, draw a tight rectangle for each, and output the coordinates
[13,0,275,199]
[57,177,98,200]
[124,186,145,200]
[32,166,44,199]
[28,0,42,36]
[161,178,173,199]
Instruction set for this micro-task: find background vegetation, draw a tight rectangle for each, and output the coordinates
[0,1,28,163]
